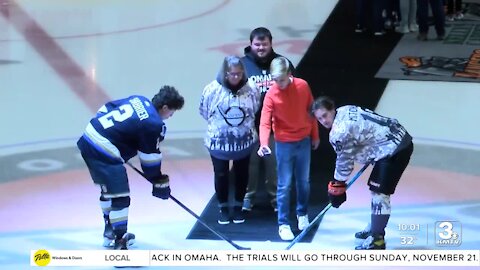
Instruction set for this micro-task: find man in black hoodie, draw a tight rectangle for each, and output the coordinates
[241,27,295,213]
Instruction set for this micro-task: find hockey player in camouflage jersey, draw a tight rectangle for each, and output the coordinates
[312,96,414,250]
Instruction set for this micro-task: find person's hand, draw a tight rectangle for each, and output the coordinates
[257,145,272,157]
[312,139,320,150]
[328,180,346,208]
[152,174,170,200]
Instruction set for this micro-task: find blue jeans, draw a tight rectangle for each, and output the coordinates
[275,137,311,226]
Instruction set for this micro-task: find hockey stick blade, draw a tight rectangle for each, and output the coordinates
[126,162,251,250]
[285,161,372,250]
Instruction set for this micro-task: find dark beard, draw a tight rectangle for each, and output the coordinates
[253,51,274,69]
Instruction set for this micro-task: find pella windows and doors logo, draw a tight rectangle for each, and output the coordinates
[34,249,51,266]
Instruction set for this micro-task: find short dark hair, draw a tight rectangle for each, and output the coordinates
[311,96,336,114]
[152,85,184,111]
[249,27,272,43]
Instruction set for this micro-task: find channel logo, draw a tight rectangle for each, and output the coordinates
[435,221,462,247]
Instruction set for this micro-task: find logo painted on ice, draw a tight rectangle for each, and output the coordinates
[400,49,480,79]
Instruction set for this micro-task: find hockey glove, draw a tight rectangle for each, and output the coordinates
[328,180,347,208]
[152,174,170,200]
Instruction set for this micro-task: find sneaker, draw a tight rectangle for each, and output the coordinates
[114,233,136,250]
[446,15,455,21]
[297,215,309,231]
[242,199,253,212]
[355,230,370,239]
[232,206,245,224]
[355,234,386,250]
[455,12,464,20]
[278,225,294,241]
[409,24,419,32]
[395,25,409,34]
[374,31,386,36]
[218,207,230,225]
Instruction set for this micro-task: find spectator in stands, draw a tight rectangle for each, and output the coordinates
[417,0,445,41]
[396,0,419,33]
[355,0,387,36]
[446,0,464,21]
[384,0,400,31]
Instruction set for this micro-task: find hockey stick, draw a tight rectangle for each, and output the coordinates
[285,161,372,250]
[125,161,252,250]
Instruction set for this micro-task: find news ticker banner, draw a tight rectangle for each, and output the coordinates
[31,250,480,267]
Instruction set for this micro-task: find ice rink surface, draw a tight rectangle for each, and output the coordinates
[0,0,478,269]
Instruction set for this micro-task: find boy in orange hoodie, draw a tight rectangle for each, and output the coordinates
[257,57,319,240]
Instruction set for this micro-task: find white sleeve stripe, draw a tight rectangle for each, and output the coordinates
[84,123,122,159]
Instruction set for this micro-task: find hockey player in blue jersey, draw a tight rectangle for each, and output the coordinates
[311,96,413,250]
[77,86,184,250]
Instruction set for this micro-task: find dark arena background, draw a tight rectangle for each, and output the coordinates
[0,0,479,269]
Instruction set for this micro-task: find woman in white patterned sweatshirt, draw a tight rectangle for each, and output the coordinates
[199,55,260,225]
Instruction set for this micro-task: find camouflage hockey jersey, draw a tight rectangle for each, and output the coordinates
[329,105,412,181]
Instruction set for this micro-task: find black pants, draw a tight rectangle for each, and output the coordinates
[447,0,462,14]
[417,0,445,36]
[210,154,251,205]
[368,142,414,195]
[355,0,385,32]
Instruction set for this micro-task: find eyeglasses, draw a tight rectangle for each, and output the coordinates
[227,72,243,78]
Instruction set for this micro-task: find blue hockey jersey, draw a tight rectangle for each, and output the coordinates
[78,95,165,178]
